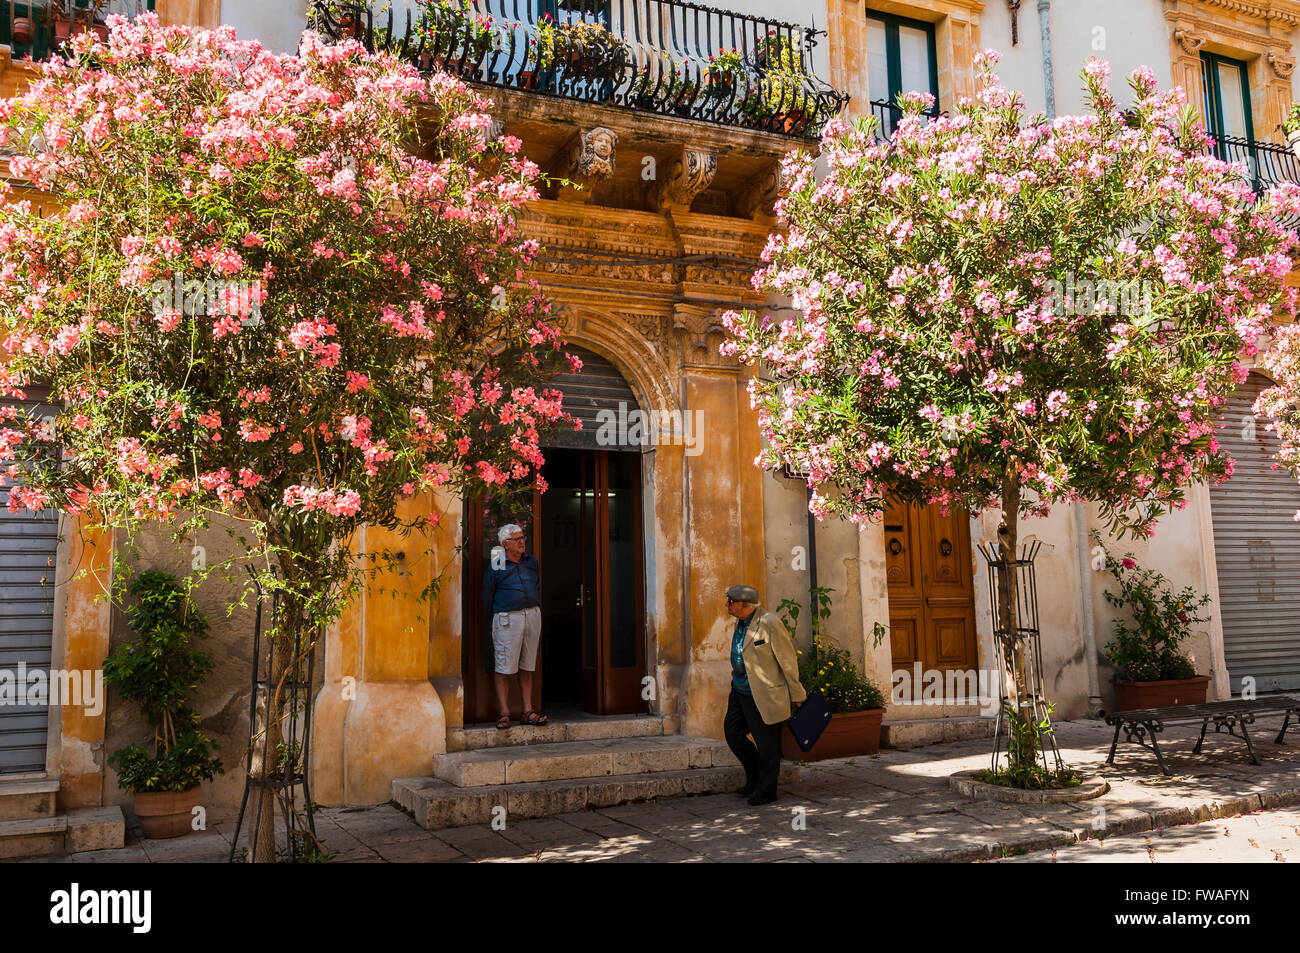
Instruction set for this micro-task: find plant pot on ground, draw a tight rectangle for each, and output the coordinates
[1097,536,1214,712]
[103,570,223,840]
[777,587,887,761]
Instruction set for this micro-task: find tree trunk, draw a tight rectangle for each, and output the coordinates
[996,461,1026,749]
[248,630,294,863]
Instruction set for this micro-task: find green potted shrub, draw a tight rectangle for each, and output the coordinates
[104,570,224,839]
[533,14,626,82]
[1284,101,1300,160]
[706,47,743,97]
[746,32,813,133]
[778,587,887,760]
[1098,543,1213,711]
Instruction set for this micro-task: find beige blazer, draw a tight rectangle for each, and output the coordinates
[739,607,808,725]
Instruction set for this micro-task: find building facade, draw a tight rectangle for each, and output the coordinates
[3,0,1300,828]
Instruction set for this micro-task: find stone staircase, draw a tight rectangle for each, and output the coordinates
[0,777,125,860]
[393,715,798,830]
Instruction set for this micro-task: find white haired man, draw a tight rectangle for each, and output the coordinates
[482,523,545,729]
[723,584,806,805]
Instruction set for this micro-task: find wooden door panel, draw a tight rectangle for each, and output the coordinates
[889,610,922,670]
[886,502,979,694]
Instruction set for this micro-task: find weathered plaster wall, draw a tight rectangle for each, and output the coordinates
[101,520,262,822]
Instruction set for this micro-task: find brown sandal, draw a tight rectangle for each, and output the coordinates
[522,710,548,726]
[496,715,511,730]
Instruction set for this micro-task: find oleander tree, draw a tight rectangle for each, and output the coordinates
[722,51,1298,782]
[0,16,574,858]
[1256,327,1300,497]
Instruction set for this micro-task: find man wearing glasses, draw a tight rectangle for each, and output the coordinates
[483,523,545,729]
[723,584,806,805]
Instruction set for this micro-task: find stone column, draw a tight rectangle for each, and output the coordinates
[311,492,457,806]
[676,310,767,738]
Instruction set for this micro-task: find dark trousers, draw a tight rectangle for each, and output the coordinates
[724,687,783,798]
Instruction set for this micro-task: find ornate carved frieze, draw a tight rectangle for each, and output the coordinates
[650,148,718,212]
[549,127,618,203]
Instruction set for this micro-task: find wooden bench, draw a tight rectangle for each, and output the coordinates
[1105,696,1300,776]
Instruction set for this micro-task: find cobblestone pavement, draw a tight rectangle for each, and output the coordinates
[37,715,1300,863]
[996,807,1300,863]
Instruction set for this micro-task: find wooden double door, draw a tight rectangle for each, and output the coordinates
[463,448,646,723]
[884,500,979,693]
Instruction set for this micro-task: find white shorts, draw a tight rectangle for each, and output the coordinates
[492,606,541,675]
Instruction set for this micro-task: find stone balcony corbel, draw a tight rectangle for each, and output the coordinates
[736,160,783,222]
[548,126,618,204]
[649,146,717,213]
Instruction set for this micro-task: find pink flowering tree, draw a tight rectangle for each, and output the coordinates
[0,16,574,858]
[1256,329,1300,498]
[723,53,1298,780]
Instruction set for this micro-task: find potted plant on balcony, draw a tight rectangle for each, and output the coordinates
[534,15,626,83]
[45,0,72,44]
[741,37,814,134]
[1098,542,1213,711]
[777,587,887,761]
[706,47,743,97]
[1284,102,1300,160]
[104,570,224,839]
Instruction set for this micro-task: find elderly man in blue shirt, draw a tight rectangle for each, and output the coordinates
[483,523,546,729]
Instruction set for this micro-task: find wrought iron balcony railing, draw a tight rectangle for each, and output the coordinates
[308,0,847,140]
[2,1,153,63]
[868,98,939,141]
[1207,132,1300,231]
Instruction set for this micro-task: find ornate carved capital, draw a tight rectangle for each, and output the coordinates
[1173,27,1207,57]
[672,305,735,368]
[650,148,717,212]
[1268,51,1297,79]
[551,127,618,203]
[737,161,783,220]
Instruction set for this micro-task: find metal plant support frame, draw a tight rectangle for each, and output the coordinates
[980,541,1064,777]
[228,568,319,863]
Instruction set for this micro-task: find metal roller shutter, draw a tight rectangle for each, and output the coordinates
[0,393,59,774]
[1210,371,1300,693]
[546,345,642,452]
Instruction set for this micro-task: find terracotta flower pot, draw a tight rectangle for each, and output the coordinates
[781,707,884,761]
[132,786,201,839]
[53,17,71,42]
[92,21,109,42]
[1112,674,1211,712]
[517,69,538,90]
[12,16,33,44]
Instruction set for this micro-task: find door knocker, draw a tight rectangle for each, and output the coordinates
[939,538,953,556]
[888,538,903,555]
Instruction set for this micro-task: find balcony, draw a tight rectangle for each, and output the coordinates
[307,0,847,141]
[1,1,153,63]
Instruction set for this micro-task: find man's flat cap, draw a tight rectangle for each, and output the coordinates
[726,585,760,603]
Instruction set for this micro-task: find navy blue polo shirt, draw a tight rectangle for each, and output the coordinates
[483,552,541,614]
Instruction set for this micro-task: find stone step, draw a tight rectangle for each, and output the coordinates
[0,814,68,861]
[65,806,126,854]
[0,778,59,822]
[882,716,997,749]
[884,702,992,723]
[433,735,738,787]
[393,764,801,830]
[449,714,668,752]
